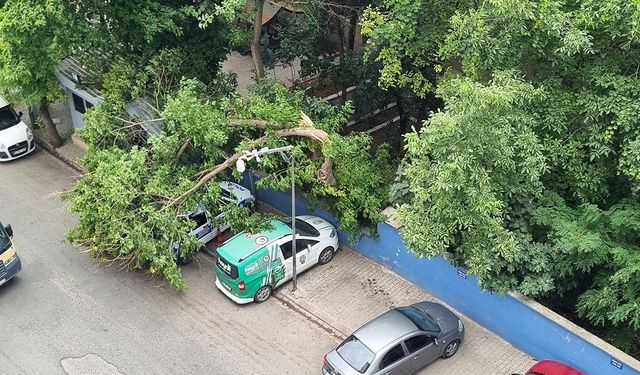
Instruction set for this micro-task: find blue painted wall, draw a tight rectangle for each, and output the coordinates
[249,184,639,375]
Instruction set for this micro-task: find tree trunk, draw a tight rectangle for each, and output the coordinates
[348,11,358,52]
[251,0,265,81]
[336,17,347,106]
[39,103,63,148]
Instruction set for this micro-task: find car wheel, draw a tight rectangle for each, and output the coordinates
[176,253,193,266]
[318,247,334,265]
[254,286,272,303]
[442,340,460,358]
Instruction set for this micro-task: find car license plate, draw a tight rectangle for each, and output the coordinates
[15,147,26,154]
[0,278,6,286]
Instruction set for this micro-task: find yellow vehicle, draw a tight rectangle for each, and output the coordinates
[0,220,21,286]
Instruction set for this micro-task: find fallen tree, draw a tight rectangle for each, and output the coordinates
[64,76,392,290]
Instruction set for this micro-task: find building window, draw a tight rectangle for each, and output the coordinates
[72,93,86,114]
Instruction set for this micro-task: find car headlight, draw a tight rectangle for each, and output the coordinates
[26,127,33,141]
[330,229,336,238]
[5,254,17,265]
[0,143,6,151]
[458,319,464,332]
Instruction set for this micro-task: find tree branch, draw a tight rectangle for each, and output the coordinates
[171,126,335,207]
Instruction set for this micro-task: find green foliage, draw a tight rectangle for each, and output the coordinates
[390,0,640,348]
[66,76,392,289]
[398,72,547,289]
[0,0,74,104]
[361,0,471,97]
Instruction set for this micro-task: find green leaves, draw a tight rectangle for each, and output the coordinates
[397,73,546,287]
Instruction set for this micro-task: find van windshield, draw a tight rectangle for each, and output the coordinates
[0,223,11,254]
[0,105,20,131]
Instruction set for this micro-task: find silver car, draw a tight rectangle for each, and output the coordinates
[323,302,465,375]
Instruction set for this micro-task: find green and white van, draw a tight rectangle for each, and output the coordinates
[214,216,339,304]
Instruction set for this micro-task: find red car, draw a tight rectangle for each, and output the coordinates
[514,360,584,375]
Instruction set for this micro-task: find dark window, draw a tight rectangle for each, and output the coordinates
[279,241,293,259]
[189,212,208,228]
[0,105,19,131]
[86,101,94,110]
[380,344,405,369]
[215,252,239,279]
[404,335,432,354]
[72,93,86,114]
[296,239,319,250]
[396,307,441,332]
[283,218,320,237]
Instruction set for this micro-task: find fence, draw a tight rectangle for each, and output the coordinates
[248,183,640,375]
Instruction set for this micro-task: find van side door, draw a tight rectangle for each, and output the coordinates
[295,238,320,272]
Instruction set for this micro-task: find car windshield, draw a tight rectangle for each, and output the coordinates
[0,222,11,254]
[0,105,20,131]
[336,335,375,373]
[283,218,320,237]
[396,307,441,332]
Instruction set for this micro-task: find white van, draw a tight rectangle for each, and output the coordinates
[0,96,35,161]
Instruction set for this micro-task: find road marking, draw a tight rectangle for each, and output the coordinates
[61,354,123,375]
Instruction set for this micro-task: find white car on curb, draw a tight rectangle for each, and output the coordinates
[173,181,255,263]
[0,96,35,162]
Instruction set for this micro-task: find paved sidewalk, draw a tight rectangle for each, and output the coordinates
[275,248,535,375]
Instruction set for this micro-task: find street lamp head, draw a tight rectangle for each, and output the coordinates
[236,158,246,173]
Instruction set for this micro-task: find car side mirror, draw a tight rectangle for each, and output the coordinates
[433,338,439,347]
[307,244,312,252]
[4,224,13,238]
[18,111,23,118]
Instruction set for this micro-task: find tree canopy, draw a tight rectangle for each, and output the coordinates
[390,0,640,349]
[65,62,391,289]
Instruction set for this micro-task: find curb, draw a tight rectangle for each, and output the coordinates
[34,135,85,174]
[200,244,351,342]
[274,291,349,342]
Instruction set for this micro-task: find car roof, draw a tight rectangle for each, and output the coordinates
[528,360,584,375]
[217,219,292,263]
[353,309,418,353]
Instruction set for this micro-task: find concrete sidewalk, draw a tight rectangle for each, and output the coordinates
[274,248,535,375]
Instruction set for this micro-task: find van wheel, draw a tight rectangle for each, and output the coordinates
[254,286,272,303]
[318,247,334,265]
[176,254,193,266]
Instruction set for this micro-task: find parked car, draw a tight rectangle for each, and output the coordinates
[0,96,35,162]
[512,360,585,375]
[214,215,339,303]
[173,181,255,263]
[0,220,22,286]
[323,302,465,375]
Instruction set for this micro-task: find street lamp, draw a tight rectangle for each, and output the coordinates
[236,145,299,291]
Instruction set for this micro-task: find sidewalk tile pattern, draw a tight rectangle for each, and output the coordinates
[280,248,536,375]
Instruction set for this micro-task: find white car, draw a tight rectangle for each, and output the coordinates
[0,96,35,161]
[173,181,255,261]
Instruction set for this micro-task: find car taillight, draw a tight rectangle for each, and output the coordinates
[238,281,245,291]
[322,354,327,367]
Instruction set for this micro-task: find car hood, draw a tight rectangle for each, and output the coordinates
[298,215,335,234]
[0,121,28,146]
[412,301,460,334]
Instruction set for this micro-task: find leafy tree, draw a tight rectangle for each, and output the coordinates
[72,0,241,87]
[0,0,76,147]
[360,0,471,97]
[65,62,392,289]
[393,0,640,350]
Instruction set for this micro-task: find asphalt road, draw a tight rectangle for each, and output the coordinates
[0,149,337,375]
